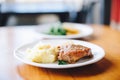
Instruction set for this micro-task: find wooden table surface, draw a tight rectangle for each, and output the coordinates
[0,25,120,80]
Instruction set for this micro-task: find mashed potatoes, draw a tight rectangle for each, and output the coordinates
[26,42,58,63]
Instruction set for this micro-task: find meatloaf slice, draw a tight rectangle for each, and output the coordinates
[58,44,93,63]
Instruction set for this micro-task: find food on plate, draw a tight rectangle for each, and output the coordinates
[26,42,58,63]
[63,26,79,35]
[48,26,66,35]
[58,44,93,63]
[26,41,93,64]
[46,23,79,35]
[58,60,67,65]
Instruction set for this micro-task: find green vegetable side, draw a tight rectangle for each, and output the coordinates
[47,24,67,35]
[58,60,67,65]
[45,23,79,36]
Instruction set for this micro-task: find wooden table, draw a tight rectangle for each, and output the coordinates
[0,25,120,80]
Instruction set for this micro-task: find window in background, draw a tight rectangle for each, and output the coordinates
[1,0,105,26]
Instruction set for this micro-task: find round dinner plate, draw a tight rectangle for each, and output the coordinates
[14,39,105,69]
[35,23,93,38]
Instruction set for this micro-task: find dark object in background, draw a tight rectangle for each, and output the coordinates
[0,4,2,26]
[76,10,88,23]
[103,0,111,25]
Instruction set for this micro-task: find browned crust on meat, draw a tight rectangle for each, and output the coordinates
[58,44,93,63]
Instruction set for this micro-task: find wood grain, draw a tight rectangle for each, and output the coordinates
[0,25,120,80]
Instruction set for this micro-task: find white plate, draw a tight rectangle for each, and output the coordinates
[35,23,93,38]
[14,39,105,69]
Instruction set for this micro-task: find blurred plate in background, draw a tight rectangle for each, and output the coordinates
[35,23,93,39]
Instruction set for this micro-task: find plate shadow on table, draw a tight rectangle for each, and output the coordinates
[46,58,113,77]
[17,58,112,79]
[68,58,113,77]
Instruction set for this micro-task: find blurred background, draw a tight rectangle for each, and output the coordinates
[0,0,112,26]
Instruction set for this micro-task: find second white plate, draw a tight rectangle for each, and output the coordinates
[35,23,93,39]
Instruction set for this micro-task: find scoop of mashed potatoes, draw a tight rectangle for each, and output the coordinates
[26,42,58,63]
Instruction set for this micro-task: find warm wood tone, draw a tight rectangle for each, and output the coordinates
[0,25,120,80]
